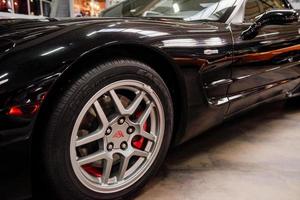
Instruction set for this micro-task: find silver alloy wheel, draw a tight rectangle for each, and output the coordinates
[70,80,165,193]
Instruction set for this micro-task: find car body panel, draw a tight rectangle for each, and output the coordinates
[228,23,300,114]
[0,18,232,145]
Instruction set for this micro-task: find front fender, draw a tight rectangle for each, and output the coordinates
[0,19,185,145]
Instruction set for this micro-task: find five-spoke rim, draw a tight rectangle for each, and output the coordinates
[70,80,165,193]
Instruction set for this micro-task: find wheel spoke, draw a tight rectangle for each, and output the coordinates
[132,149,149,158]
[110,90,146,116]
[94,100,109,127]
[78,151,106,166]
[137,103,154,126]
[117,157,130,181]
[109,89,126,115]
[102,157,113,184]
[127,91,145,114]
[140,130,156,141]
[76,129,105,147]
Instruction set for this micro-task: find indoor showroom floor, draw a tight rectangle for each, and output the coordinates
[135,100,300,200]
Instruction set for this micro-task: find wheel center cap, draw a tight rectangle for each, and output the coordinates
[106,122,130,149]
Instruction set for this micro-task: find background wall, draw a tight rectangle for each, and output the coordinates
[0,0,122,18]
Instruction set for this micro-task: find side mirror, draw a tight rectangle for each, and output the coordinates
[241,9,299,40]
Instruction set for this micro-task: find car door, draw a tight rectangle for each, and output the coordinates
[227,0,300,115]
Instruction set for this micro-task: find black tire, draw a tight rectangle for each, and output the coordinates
[37,59,173,200]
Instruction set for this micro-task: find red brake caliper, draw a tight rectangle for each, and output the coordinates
[82,164,102,177]
[132,112,148,149]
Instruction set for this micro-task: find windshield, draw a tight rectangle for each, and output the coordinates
[100,0,237,22]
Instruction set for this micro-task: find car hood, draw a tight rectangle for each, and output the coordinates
[0,17,219,42]
[0,17,222,60]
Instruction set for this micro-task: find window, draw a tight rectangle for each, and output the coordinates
[289,0,300,9]
[244,0,289,22]
[74,0,106,17]
[0,0,13,13]
[42,0,51,16]
[13,0,29,15]
[100,0,237,22]
[0,0,52,16]
[30,0,41,15]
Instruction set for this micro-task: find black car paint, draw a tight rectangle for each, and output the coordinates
[0,2,300,200]
[229,23,300,114]
[0,18,233,144]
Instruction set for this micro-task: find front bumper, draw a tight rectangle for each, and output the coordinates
[0,137,32,200]
[0,74,58,199]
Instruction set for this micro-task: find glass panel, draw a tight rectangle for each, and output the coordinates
[30,0,41,15]
[13,0,29,14]
[0,0,13,13]
[100,0,236,22]
[244,0,288,22]
[289,0,300,9]
[42,1,51,16]
[74,0,107,17]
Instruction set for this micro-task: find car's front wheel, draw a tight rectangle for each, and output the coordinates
[38,59,173,200]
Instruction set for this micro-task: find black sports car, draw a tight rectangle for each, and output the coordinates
[1,0,300,199]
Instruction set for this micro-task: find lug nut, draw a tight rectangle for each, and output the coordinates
[106,127,112,135]
[127,126,135,134]
[107,143,114,151]
[121,142,128,150]
[118,117,125,125]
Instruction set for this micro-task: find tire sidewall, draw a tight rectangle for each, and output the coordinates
[43,61,173,200]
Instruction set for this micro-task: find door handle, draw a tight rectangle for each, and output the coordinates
[205,79,233,88]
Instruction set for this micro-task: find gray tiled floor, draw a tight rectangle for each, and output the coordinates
[135,100,300,200]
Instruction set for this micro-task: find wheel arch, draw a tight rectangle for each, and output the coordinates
[34,43,188,146]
